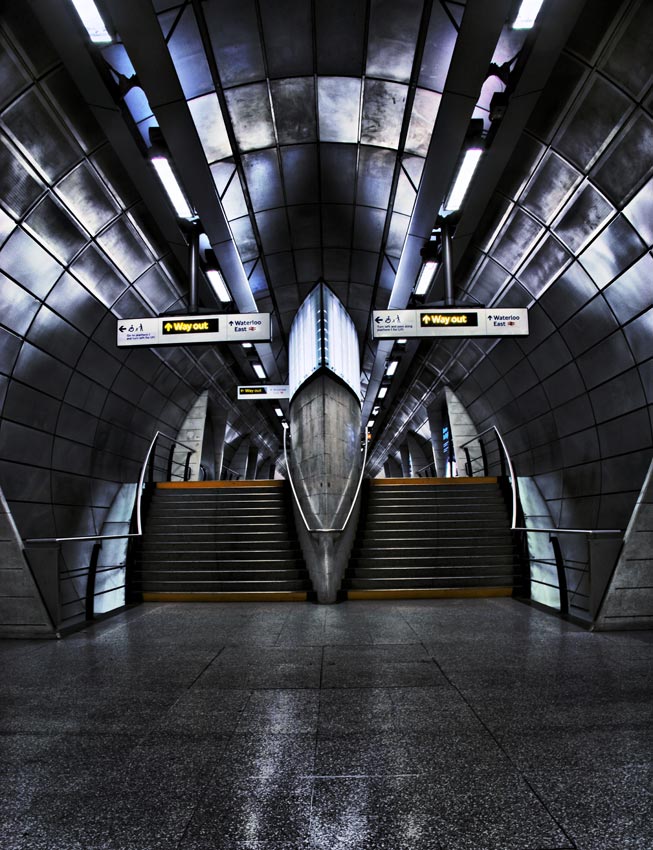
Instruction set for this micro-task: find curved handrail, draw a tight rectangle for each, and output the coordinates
[460,426,517,527]
[283,423,369,533]
[24,431,195,544]
[459,428,625,538]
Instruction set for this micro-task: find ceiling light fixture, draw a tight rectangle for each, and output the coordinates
[372,406,380,416]
[206,268,231,303]
[415,259,439,296]
[443,147,483,212]
[512,0,545,29]
[378,387,388,399]
[274,407,284,418]
[69,0,112,43]
[150,155,194,220]
[386,360,398,377]
[252,363,266,380]
[367,420,375,429]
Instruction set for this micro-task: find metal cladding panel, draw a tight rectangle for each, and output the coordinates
[188,93,232,164]
[242,150,285,212]
[554,184,613,252]
[592,111,653,205]
[225,83,276,152]
[2,88,82,181]
[366,0,422,83]
[270,78,316,145]
[520,152,581,223]
[0,136,45,218]
[603,253,653,324]
[281,145,319,205]
[288,205,321,250]
[0,274,39,336]
[317,77,361,144]
[624,174,653,245]
[360,79,408,149]
[579,215,646,288]
[0,228,62,299]
[24,196,86,264]
[315,0,366,76]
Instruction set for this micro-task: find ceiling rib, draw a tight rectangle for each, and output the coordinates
[361,0,515,428]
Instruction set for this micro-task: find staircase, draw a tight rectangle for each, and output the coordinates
[129,481,313,601]
[342,477,522,599]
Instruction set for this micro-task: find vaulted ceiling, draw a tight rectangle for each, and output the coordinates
[15,0,637,472]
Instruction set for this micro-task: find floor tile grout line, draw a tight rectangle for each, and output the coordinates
[421,640,580,850]
[174,683,256,850]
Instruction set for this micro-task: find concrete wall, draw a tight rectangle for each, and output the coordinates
[595,458,653,630]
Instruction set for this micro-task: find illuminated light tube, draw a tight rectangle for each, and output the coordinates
[206,268,231,303]
[367,420,375,429]
[253,363,266,380]
[386,360,398,377]
[274,407,284,418]
[513,0,545,28]
[150,155,194,219]
[69,0,112,43]
[372,406,380,416]
[415,259,438,296]
[444,147,483,212]
[242,342,253,349]
[378,387,388,399]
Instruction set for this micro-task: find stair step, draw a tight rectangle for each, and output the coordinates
[132,569,309,581]
[344,576,520,589]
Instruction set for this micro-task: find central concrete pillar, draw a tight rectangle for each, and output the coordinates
[288,372,362,602]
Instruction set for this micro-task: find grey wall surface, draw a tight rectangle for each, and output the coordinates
[0,7,278,624]
[454,0,653,536]
[372,0,653,547]
[596,458,653,629]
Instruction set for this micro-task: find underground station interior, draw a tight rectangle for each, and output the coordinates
[0,1,652,848]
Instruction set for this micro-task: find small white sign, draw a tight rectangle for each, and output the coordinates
[372,310,418,338]
[238,385,289,400]
[117,313,271,347]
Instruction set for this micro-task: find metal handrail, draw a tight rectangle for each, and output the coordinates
[24,431,195,544]
[459,426,517,527]
[283,423,369,533]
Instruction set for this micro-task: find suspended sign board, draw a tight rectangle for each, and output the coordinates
[117,313,271,347]
[371,308,528,339]
[238,385,289,400]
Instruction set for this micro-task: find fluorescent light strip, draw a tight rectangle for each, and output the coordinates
[274,407,284,418]
[378,387,388,399]
[253,363,266,380]
[444,148,483,212]
[513,0,545,28]
[367,420,375,429]
[386,360,398,377]
[69,0,112,43]
[206,269,231,303]
[415,259,438,296]
[151,155,194,219]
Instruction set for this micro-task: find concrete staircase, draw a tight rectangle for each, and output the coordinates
[129,481,313,601]
[342,477,521,599]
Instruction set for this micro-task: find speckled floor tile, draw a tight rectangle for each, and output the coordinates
[1,600,651,850]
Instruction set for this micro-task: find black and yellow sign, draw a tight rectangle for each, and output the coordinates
[161,318,221,335]
[420,311,479,328]
[239,387,267,396]
[238,384,290,400]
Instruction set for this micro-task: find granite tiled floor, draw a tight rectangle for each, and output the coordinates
[1,599,651,850]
